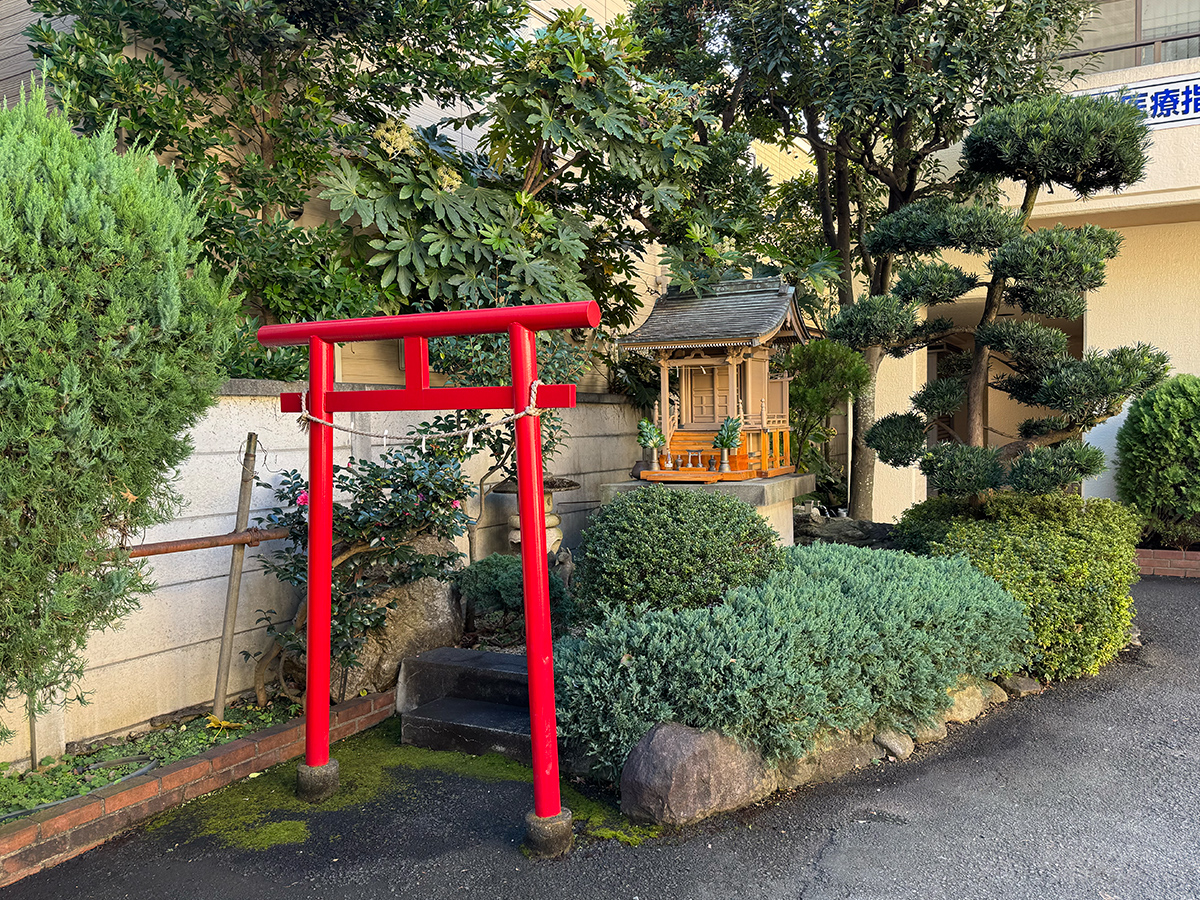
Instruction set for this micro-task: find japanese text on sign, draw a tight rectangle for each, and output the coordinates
[1083,73,1200,129]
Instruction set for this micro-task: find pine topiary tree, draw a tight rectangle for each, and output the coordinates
[0,89,237,743]
[829,94,1170,499]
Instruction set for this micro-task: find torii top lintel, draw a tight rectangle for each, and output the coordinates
[258,300,600,414]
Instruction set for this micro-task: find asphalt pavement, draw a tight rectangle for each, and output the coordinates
[9,576,1200,900]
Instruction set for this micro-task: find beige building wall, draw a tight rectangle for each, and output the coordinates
[871,349,930,522]
[1080,220,1200,499]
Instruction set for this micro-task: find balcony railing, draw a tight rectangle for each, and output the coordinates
[1061,30,1200,71]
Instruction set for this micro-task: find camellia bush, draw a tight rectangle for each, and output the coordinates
[1116,374,1200,551]
[0,89,236,743]
[253,449,471,700]
[895,493,1141,680]
[571,484,784,616]
[556,542,1029,779]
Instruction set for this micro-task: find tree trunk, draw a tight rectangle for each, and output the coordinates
[833,137,854,301]
[807,111,854,308]
[966,181,1041,446]
[849,346,884,520]
[965,278,1006,445]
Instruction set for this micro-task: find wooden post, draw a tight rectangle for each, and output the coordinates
[659,353,673,468]
[726,355,738,419]
[213,432,258,721]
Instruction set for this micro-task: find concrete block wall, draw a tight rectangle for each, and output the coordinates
[1,381,639,767]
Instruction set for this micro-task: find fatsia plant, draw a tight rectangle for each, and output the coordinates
[829,94,1170,499]
[320,8,714,329]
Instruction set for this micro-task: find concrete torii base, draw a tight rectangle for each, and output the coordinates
[524,807,574,858]
[297,758,340,803]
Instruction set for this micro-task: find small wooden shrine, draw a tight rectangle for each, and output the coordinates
[620,276,801,483]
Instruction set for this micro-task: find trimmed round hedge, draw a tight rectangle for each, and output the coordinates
[896,493,1140,680]
[555,542,1030,780]
[1116,373,1200,550]
[572,483,783,615]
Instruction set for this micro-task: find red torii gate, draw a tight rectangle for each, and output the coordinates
[258,300,599,855]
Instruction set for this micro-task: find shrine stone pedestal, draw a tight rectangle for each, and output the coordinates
[598,472,815,546]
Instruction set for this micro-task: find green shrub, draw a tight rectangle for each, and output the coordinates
[897,493,1141,680]
[556,542,1029,779]
[1116,374,1200,550]
[572,484,784,615]
[0,88,236,742]
[454,553,569,618]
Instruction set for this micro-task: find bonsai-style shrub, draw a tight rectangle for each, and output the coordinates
[1116,374,1200,550]
[896,493,1141,679]
[0,88,236,743]
[832,94,1169,503]
[572,484,783,615]
[556,542,1029,779]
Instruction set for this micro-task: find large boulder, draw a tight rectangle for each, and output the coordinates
[329,540,462,701]
[620,723,777,826]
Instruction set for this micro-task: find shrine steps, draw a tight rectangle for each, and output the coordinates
[397,647,533,765]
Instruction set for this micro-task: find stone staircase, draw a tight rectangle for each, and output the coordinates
[397,647,534,765]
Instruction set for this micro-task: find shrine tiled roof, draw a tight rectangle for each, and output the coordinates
[618,276,799,351]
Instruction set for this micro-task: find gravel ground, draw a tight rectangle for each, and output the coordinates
[10,576,1199,900]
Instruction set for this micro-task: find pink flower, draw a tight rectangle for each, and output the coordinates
[452,500,461,509]
[296,490,309,507]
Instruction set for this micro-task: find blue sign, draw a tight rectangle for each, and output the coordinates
[1083,74,1200,129]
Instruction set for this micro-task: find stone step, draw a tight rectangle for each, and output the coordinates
[401,697,532,765]
[397,647,529,712]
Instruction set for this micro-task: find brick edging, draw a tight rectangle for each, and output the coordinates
[0,689,396,888]
[1137,547,1200,578]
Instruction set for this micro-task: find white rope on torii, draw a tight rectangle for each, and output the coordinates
[295,380,546,452]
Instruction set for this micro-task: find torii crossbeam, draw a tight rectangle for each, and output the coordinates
[258,301,599,854]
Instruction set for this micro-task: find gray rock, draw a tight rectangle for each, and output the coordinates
[912,719,948,744]
[329,539,462,701]
[620,723,778,826]
[997,674,1045,697]
[874,728,915,761]
[792,516,897,550]
[778,729,884,789]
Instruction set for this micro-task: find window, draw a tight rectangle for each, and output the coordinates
[1076,0,1200,71]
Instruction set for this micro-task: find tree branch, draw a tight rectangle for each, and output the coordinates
[528,149,588,199]
[723,68,750,132]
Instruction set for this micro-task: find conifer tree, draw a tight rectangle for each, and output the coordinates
[829,94,1170,499]
[0,90,236,742]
